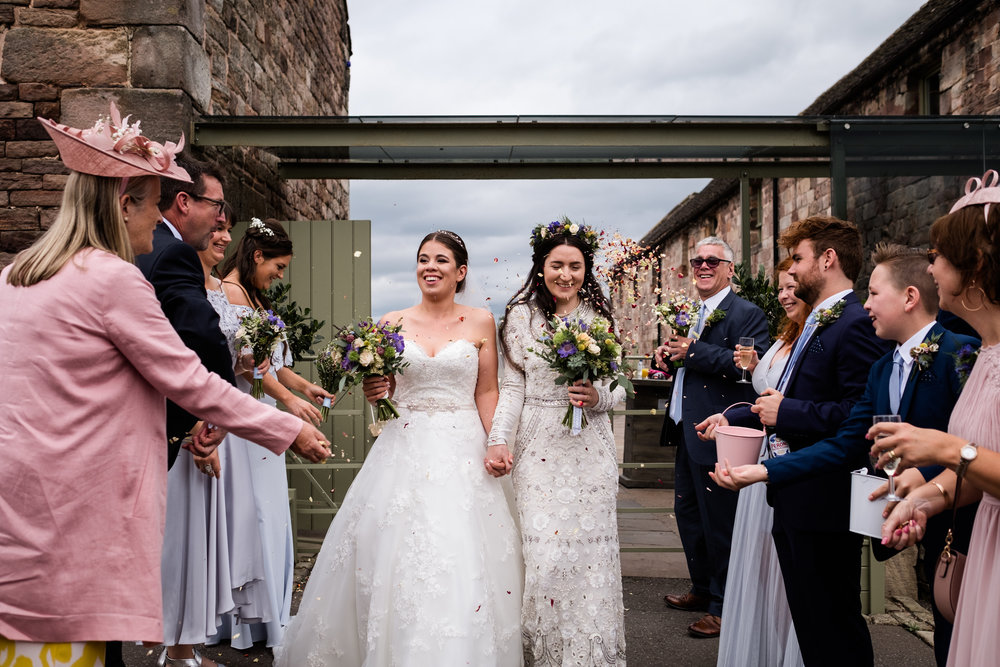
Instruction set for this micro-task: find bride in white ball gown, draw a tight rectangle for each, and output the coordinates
[274,230,523,667]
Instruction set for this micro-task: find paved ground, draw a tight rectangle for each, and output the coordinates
[124,484,936,666]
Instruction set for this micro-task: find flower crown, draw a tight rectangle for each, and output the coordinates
[530,219,600,253]
[248,217,275,237]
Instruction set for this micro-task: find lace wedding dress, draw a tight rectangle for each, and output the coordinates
[489,303,627,666]
[274,338,523,667]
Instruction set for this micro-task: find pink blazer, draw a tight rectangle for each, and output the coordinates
[0,249,303,643]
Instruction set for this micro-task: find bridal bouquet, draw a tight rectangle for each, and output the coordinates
[235,308,286,399]
[530,316,634,435]
[652,291,698,368]
[315,318,407,432]
[653,291,698,336]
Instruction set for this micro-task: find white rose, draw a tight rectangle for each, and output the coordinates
[569,224,580,233]
[540,228,547,238]
[588,343,600,355]
[358,349,375,367]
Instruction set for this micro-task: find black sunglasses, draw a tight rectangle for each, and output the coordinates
[184,192,226,215]
[689,257,732,269]
[927,249,941,264]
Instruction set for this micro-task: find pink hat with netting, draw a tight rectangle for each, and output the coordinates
[38,101,191,183]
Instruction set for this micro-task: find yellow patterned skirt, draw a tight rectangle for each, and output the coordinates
[0,637,105,666]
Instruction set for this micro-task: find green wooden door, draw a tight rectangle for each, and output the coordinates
[282,219,372,536]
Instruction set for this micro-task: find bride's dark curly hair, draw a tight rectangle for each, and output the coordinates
[499,229,616,371]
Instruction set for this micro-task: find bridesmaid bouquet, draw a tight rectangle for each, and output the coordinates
[315,319,408,432]
[652,291,698,368]
[235,309,286,399]
[530,316,634,435]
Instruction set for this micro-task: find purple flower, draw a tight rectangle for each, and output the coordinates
[340,357,352,370]
[676,312,689,327]
[610,361,618,371]
[557,342,578,358]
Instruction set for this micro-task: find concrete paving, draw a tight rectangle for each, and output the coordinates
[124,484,936,666]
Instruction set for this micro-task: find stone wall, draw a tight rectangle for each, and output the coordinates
[631,0,1000,329]
[0,0,351,266]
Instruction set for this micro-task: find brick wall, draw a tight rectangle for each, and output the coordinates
[625,1,1000,340]
[0,0,351,266]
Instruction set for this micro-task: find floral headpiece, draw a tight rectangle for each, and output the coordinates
[950,170,1000,221]
[530,219,600,254]
[248,217,275,237]
[37,101,190,182]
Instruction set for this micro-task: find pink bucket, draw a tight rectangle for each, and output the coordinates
[715,402,766,466]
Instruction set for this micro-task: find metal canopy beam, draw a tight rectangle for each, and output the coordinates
[193,114,1000,182]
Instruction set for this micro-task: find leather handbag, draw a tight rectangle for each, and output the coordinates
[933,471,967,624]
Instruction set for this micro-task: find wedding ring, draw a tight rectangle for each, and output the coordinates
[888,450,897,459]
[202,463,213,474]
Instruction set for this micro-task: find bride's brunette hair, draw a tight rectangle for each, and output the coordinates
[418,229,468,294]
[220,217,292,310]
[499,229,615,369]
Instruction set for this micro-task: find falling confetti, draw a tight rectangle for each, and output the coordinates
[353,250,362,257]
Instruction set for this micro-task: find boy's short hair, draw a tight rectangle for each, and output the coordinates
[871,242,939,314]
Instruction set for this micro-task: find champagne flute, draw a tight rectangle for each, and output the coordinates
[873,415,903,501]
[737,337,755,384]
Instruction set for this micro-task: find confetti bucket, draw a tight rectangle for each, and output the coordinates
[715,402,766,467]
[849,471,889,538]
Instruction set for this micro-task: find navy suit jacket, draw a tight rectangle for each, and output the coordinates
[729,292,891,530]
[136,223,237,465]
[763,322,979,544]
[677,289,769,466]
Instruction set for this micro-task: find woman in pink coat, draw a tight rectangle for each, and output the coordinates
[0,104,330,665]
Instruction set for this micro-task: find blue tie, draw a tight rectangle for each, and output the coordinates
[776,312,818,394]
[668,303,707,424]
[889,350,904,414]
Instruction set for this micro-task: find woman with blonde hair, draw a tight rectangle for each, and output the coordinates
[0,104,329,665]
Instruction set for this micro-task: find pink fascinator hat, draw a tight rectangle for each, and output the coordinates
[38,101,191,183]
[950,169,1000,220]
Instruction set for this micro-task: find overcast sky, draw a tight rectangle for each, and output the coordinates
[345,0,926,317]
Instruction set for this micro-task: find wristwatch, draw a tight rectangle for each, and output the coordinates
[956,441,978,478]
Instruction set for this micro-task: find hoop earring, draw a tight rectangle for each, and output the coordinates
[961,280,987,312]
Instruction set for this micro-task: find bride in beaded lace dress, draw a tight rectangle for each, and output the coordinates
[274,231,522,667]
[487,221,626,666]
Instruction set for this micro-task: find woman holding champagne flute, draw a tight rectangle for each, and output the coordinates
[874,172,1000,666]
[717,257,807,667]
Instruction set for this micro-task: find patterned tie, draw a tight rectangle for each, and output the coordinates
[668,303,707,424]
[889,350,904,415]
[776,312,818,394]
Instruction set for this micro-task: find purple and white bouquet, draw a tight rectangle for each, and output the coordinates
[235,309,286,399]
[530,316,634,434]
[653,291,698,336]
[314,318,408,432]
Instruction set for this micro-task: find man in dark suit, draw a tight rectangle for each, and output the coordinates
[712,243,978,667]
[653,237,769,638]
[700,216,889,665]
[136,157,234,469]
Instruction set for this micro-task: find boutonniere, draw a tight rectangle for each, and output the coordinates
[690,308,725,340]
[814,300,845,328]
[909,333,941,371]
[953,343,980,388]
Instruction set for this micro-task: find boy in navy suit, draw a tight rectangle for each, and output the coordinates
[698,217,889,666]
[711,243,977,666]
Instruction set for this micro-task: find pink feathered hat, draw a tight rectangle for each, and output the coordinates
[38,101,191,183]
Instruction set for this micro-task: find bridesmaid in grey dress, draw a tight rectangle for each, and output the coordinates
[716,258,806,667]
[159,215,254,667]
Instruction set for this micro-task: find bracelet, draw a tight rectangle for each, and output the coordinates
[931,481,951,508]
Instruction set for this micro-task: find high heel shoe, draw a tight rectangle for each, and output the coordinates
[156,647,226,667]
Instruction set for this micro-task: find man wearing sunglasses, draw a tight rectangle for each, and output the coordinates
[654,236,768,638]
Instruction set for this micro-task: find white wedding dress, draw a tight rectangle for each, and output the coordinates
[274,338,523,667]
